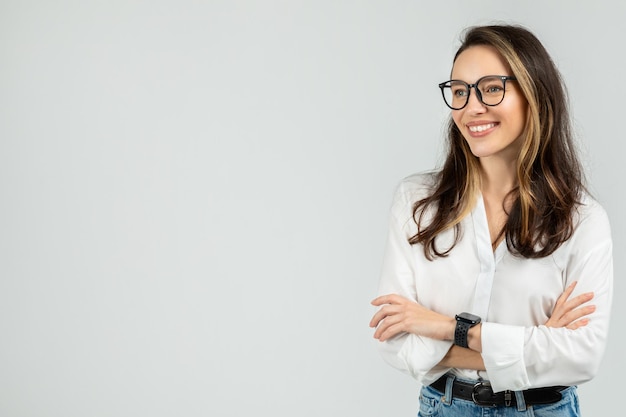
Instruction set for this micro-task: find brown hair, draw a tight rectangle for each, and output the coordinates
[410,24,584,259]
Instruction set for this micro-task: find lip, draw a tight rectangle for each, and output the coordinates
[465,121,499,137]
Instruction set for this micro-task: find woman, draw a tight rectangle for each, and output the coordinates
[369,25,613,416]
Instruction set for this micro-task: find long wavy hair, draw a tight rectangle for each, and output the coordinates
[410,25,585,260]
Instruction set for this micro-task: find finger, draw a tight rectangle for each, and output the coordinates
[566,318,590,330]
[369,305,401,328]
[373,313,403,339]
[559,304,596,326]
[376,321,406,342]
[554,292,593,317]
[560,292,594,314]
[551,304,595,328]
[554,281,577,308]
[553,291,593,318]
[371,294,405,306]
[371,294,399,306]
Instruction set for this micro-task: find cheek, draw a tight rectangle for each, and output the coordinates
[504,99,528,130]
[451,113,472,143]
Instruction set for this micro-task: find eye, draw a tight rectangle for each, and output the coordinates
[451,86,468,97]
[487,85,503,93]
[481,83,504,95]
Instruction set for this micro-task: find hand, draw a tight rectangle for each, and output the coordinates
[369,294,455,342]
[545,281,595,330]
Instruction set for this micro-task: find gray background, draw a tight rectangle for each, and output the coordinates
[0,1,623,416]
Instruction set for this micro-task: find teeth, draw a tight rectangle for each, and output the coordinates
[469,123,495,132]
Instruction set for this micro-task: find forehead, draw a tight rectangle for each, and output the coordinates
[451,45,511,81]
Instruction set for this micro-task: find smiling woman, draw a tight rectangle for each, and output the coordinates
[369,25,613,417]
[449,47,527,161]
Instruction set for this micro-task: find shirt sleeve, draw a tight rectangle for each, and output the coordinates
[481,200,613,392]
[374,180,452,384]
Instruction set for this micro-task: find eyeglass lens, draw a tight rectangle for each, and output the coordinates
[442,76,507,109]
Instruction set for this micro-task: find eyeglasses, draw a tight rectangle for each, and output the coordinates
[438,75,517,110]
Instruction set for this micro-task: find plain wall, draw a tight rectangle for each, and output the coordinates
[0,1,623,416]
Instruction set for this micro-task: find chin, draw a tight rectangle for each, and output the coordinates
[466,145,496,159]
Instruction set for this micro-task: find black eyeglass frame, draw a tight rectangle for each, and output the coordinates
[438,75,517,110]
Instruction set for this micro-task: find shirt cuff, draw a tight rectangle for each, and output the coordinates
[397,333,452,383]
[378,333,452,385]
[481,322,530,392]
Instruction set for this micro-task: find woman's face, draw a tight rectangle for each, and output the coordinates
[450,45,528,164]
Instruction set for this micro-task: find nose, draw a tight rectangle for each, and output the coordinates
[465,86,486,113]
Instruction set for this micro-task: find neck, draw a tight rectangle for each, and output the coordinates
[479,157,516,198]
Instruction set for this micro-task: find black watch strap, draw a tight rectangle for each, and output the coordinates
[454,312,481,348]
[454,320,472,348]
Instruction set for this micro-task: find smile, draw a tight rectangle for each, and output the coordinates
[468,123,497,132]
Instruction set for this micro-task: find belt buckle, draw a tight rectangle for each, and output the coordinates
[471,381,498,407]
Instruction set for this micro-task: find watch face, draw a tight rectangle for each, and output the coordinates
[456,312,481,324]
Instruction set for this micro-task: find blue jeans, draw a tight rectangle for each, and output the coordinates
[418,380,580,417]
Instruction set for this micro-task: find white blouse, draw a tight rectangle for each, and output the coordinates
[375,172,613,393]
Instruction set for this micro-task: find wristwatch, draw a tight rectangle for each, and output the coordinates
[454,312,481,348]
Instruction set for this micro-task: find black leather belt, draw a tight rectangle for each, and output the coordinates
[430,374,568,407]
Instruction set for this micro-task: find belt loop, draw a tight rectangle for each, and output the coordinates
[442,374,455,405]
[514,390,527,411]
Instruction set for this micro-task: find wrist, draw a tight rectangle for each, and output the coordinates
[444,317,456,341]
